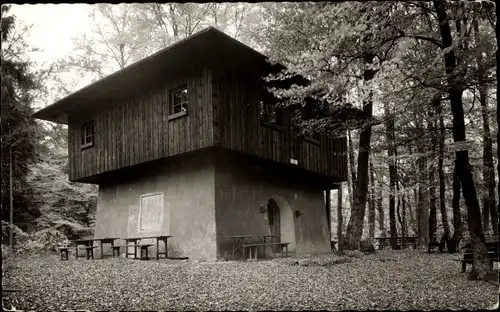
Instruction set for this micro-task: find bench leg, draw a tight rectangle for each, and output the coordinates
[60,249,68,261]
[86,248,94,260]
[461,262,466,273]
[156,239,160,260]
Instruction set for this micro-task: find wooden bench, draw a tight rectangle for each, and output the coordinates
[117,244,154,260]
[455,243,499,272]
[376,237,418,250]
[2,285,20,312]
[242,242,290,260]
[57,246,97,260]
[427,241,443,253]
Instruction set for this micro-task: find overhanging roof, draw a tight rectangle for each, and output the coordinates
[32,27,278,124]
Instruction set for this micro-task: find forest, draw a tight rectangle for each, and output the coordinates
[1,1,497,281]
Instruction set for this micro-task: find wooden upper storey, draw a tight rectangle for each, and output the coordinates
[33,27,347,184]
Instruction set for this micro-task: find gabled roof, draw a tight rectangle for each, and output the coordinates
[32,27,281,124]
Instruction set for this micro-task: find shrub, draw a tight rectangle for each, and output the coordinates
[13,227,70,255]
[360,240,376,253]
[344,250,364,258]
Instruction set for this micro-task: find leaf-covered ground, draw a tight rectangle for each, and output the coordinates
[2,250,498,311]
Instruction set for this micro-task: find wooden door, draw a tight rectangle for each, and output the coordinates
[268,199,281,252]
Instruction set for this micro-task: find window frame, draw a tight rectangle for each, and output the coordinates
[168,85,188,121]
[138,192,164,233]
[81,121,95,150]
[259,100,284,132]
[304,133,321,146]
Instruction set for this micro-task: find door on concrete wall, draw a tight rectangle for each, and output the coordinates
[267,198,281,253]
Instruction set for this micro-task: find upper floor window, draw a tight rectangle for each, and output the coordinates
[304,132,320,145]
[168,85,188,120]
[81,121,94,149]
[259,101,283,129]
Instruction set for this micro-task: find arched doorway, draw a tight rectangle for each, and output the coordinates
[267,198,281,252]
[267,195,296,254]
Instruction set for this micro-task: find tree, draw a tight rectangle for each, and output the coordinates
[472,8,497,236]
[432,0,490,279]
[28,124,97,238]
[384,101,398,248]
[1,5,43,230]
[58,4,156,81]
[434,97,452,246]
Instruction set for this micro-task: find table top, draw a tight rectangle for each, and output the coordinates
[230,234,281,238]
[126,235,172,240]
[72,237,119,243]
[374,236,419,240]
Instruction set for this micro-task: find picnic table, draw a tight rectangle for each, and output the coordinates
[58,237,120,260]
[374,236,419,250]
[70,237,98,260]
[455,239,499,272]
[125,235,172,260]
[229,234,289,260]
[93,237,119,258]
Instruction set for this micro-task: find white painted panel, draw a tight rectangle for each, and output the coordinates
[139,192,164,232]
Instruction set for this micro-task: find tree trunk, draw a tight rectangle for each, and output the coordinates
[497,0,500,241]
[348,128,356,208]
[377,177,384,237]
[397,194,403,235]
[168,4,179,40]
[474,18,497,236]
[384,102,398,249]
[434,98,451,241]
[337,184,343,252]
[416,115,429,248]
[409,192,416,236]
[428,108,438,243]
[344,53,375,250]
[450,162,462,253]
[368,155,375,241]
[401,192,407,237]
[433,0,491,278]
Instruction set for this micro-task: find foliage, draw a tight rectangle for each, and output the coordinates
[29,124,97,238]
[0,5,43,229]
[2,251,498,310]
[1,220,69,255]
[55,3,263,85]
[259,0,496,264]
[1,6,96,237]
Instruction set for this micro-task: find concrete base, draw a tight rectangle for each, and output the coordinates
[93,148,332,260]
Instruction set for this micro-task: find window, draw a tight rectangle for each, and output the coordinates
[304,132,321,145]
[81,121,95,149]
[168,86,188,120]
[139,192,164,232]
[259,101,283,129]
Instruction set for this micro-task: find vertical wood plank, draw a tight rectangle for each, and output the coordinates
[212,67,219,147]
[111,103,116,171]
[165,83,170,155]
[154,89,159,160]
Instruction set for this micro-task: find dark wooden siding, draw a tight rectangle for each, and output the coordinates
[212,65,347,181]
[68,67,213,181]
